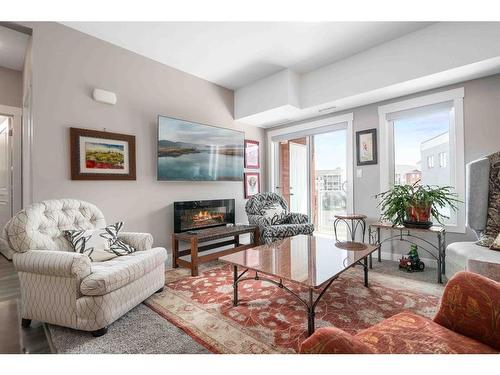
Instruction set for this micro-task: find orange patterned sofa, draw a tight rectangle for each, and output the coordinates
[300,271,499,354]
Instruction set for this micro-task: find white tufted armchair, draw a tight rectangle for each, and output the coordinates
[1,199,167,336]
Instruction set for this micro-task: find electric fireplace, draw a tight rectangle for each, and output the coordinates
[173,199,235,233]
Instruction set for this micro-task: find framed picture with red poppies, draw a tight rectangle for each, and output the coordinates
[244,140,260,169]
[70,127,136,180]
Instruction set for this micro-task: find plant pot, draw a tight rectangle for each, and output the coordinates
[407,204,431,222]
[404,204,433,229]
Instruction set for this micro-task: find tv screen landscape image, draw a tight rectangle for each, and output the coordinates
[157,116,245,181]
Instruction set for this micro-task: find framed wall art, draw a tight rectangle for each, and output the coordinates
[356,128,378,166]
[244,140,260,169]
[244,172,260,199]
[70,127,136,180]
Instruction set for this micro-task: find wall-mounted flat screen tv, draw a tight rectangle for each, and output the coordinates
[157,116,244,181]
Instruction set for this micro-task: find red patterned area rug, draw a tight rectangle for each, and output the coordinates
[145,263,441,354]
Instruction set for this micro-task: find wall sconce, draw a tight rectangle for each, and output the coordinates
[92,88,117,105]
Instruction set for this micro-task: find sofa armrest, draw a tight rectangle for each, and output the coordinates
[118,232,153,251]
[285,213,309,224]
[13,250,91,279]
[299,327,375,354]
[433,271,500,350]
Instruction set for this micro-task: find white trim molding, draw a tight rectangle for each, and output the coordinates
[266,112,354,215]
[378,88,465,233]
[0,104,23,216]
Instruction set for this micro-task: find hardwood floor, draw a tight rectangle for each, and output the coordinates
[0,255,51,353]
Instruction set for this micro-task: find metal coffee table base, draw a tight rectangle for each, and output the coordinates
[231,257,370,336]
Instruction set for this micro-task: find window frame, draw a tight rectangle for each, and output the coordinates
[378,88,465,233]
[439,152,447,168]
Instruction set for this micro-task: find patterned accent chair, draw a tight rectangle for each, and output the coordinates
[300,271,500,354]
[1,199,167,336]
[245,192,314,243]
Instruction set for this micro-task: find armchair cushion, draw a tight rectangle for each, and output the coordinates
[433,271,500,350]
[64,222,137,262]
[261,203,288,225]
[80,247,167,296]
[13,250,91,280]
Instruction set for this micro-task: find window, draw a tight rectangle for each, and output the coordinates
[439,152,447,168]
[427,155,435,169]
[378,88,465,233]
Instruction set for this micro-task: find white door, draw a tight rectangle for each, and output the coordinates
[289,142,308,214]
[0,116,12,229]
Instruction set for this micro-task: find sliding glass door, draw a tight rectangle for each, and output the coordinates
[273,123,352,238]
[311,129,348,237]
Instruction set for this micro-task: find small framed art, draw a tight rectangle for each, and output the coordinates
[70,127,136,180]
[356,128,378,166]
[244,140,260,169]
[244,172,260,198]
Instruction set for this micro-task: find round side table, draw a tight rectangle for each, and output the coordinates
[333,214,367,242]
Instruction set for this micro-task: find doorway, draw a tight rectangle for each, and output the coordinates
[278,137,309,215]
[0,109,21,229]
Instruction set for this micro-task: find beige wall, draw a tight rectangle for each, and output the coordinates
[29,22,266,248]
[0,66,22,108]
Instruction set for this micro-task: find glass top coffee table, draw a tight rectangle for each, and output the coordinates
[219,234,379,336]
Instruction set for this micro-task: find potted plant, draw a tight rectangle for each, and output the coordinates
[375,182,460,228]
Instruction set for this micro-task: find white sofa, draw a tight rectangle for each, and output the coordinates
[445,157,500,281]
[1,199,167,336]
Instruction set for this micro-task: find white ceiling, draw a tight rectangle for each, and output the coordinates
[0,26,29,71]
[62,22,433,89]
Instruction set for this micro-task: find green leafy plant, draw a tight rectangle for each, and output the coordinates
[375,182,461,226]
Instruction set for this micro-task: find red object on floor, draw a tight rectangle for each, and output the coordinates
[299,271,500,354]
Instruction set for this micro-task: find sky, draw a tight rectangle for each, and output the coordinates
[159,116,244,146]
[314,129,346,171]
[394,109,450,167]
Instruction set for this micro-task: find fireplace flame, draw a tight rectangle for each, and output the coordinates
[192,210,224,223]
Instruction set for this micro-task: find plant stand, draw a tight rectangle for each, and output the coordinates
[369,222,446,283]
